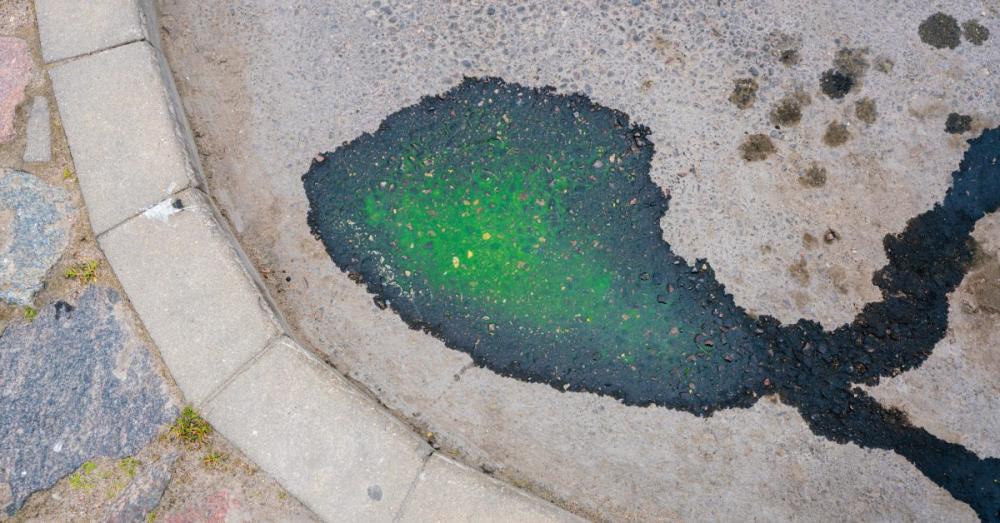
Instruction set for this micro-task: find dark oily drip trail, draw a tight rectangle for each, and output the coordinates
[304,77,1000,520]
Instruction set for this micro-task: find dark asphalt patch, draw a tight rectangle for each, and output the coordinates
[304,77,1000,520]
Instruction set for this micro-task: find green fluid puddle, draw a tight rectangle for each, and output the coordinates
[305,78,755,409]
[305,77,1000,518]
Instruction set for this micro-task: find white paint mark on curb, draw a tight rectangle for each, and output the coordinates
[142,198,181,223]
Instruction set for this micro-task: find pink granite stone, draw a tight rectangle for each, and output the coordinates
[0,37,32,144]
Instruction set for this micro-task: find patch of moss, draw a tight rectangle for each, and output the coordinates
[68,461,98,489]
[119,456,141,478]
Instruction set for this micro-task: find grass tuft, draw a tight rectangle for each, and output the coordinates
[65,260,99,283]
[172,406,212,446]
[202,451,226,468]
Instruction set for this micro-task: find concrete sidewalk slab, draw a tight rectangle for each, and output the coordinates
[50,41,196,234]
[35,0,148,63]
[203,336,432,522]
[98,188,280,404]
[398,454,583,523]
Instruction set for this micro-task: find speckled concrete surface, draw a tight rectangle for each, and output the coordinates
[158,1,999,520]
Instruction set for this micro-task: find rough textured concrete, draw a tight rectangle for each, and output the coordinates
[159,1,999,520]
[203,336,431,522]
[0,36,31,144]
[0,169,73,305]
[398,454,583,523]
[0,286,177,515]
[49,41,195,234]
[34,0,147,63]
[98,188,281,404]
[22,96,51,163]
[425,366,976,522]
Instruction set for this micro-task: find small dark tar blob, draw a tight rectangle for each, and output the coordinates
[739,134,775,161]
[54,301,75,320]
[819,69,853,99]
[919,12,962,49]
[945,113,972,134]
[962,20,990,45]
[823,228,841,243]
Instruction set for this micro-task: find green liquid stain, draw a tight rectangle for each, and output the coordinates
[306,78,738,407]
[305,78,1000,518]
